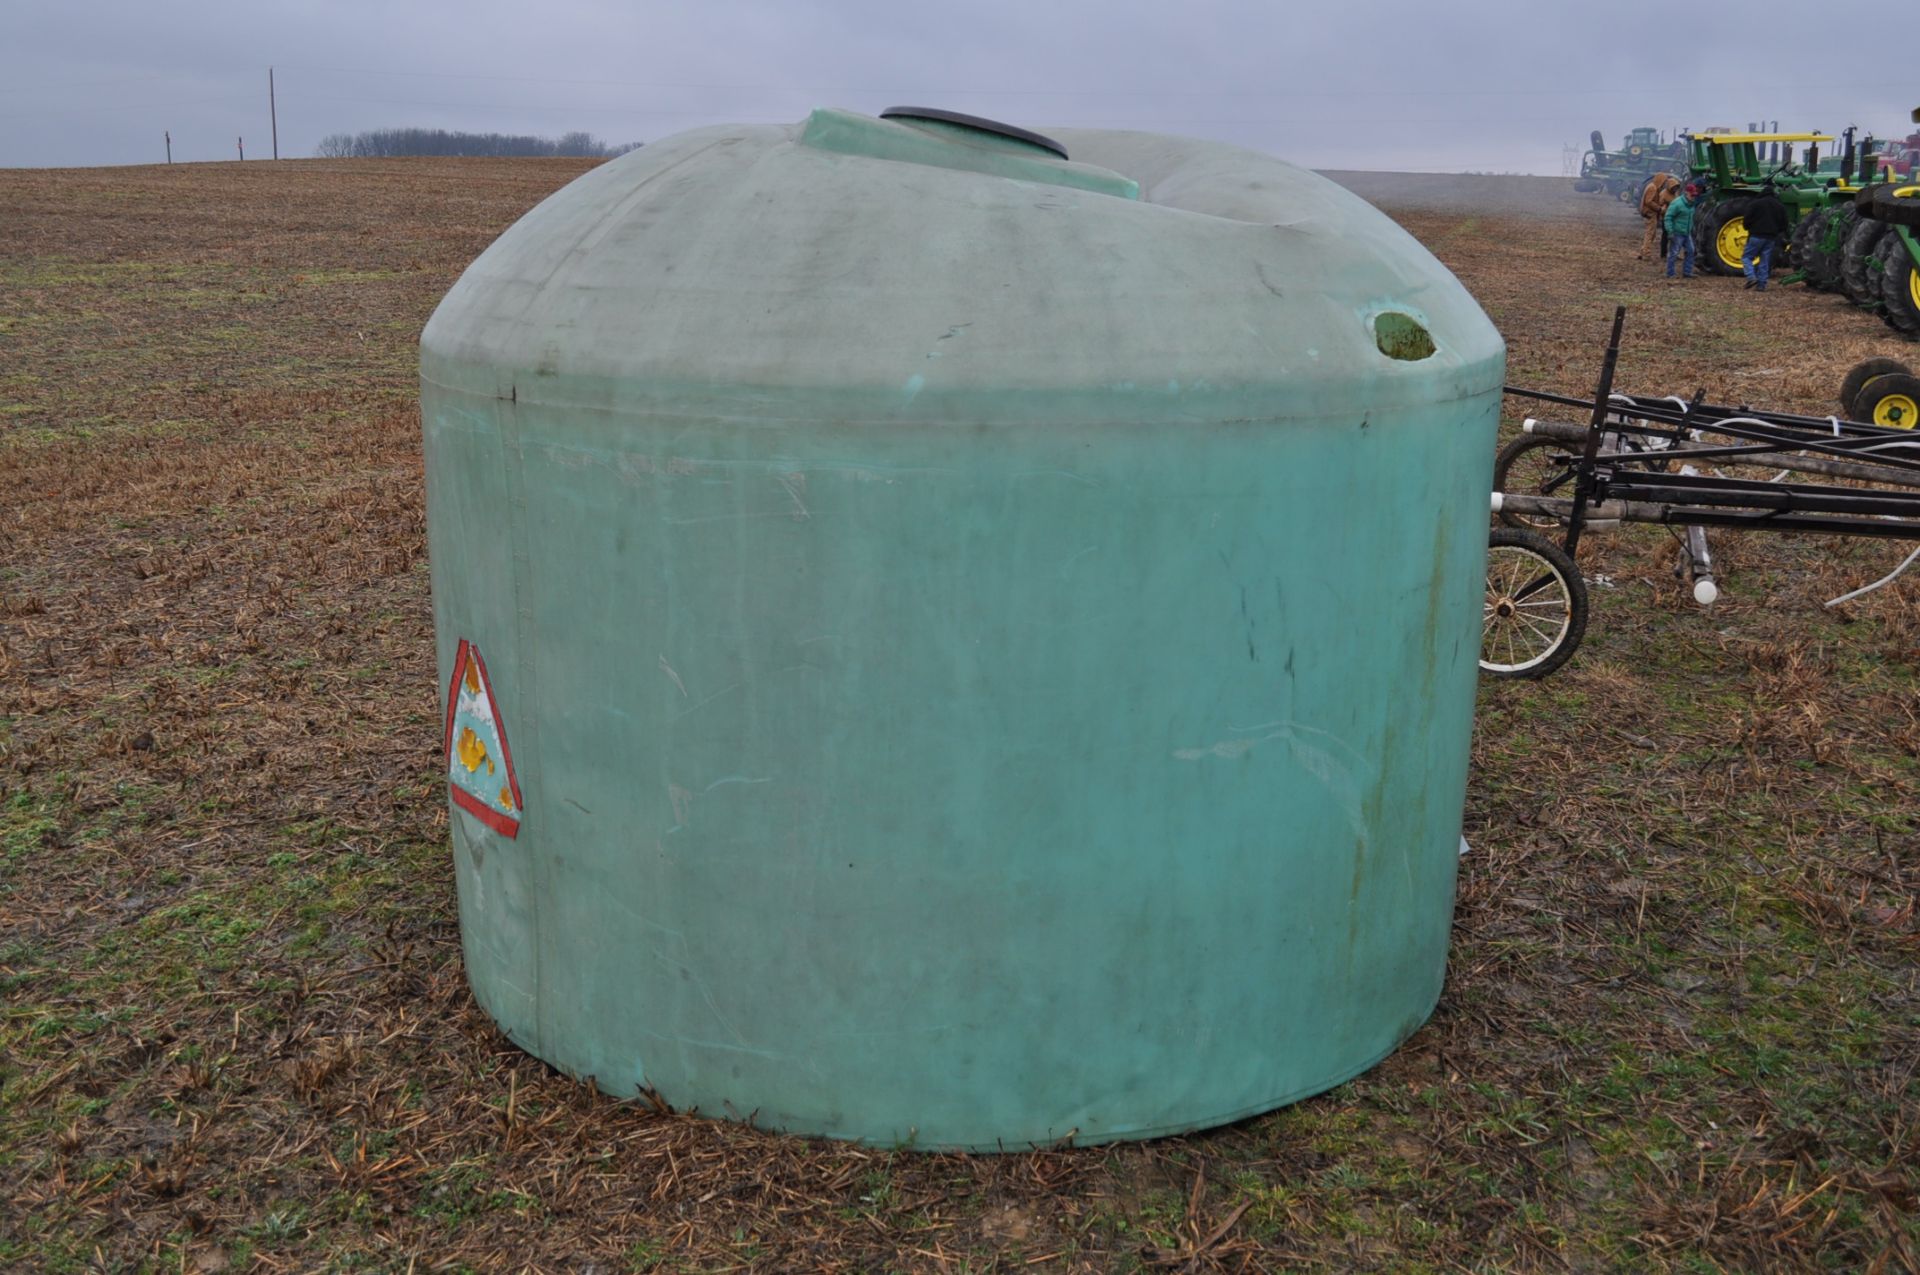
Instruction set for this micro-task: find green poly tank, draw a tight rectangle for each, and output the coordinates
[421,108,1504,1151]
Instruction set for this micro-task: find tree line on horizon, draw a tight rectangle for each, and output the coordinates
[314,128,642,159]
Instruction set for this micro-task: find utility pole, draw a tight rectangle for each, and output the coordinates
[238,136,245,161]
[164,130,172,164]
[269,67,278,160]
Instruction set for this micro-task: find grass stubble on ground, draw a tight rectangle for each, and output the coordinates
[0,160,1915,1272]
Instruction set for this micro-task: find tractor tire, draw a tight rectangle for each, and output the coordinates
[1697,197,1750,275]
[1841,219,1891,304]
[1810,206,1856,292]
[1690,198,1719,271]
[1879,235,1920,336]
[1854,373,1920,428]
[1774,216,1799,276]
[1787,211,1821,280]
[1868,183,1920,228]
[1841,358,1913,418]
[1573,178,1602,194]
[1799,208,1841,291]
[1854,182,1892,219]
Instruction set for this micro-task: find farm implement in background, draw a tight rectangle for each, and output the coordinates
[1483,309,1920,679]
[1682,127,1920,338]
[1573,127,1688,202]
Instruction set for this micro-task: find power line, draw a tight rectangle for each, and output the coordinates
[276,62,1862,102]
[281,88,1877,134]
[0,93,256,123]
[0,71,210,99]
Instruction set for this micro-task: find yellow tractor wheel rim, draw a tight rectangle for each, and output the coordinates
[1872,392,1919,429]
[1910,265,1920,312]
[1716,216,1748,268]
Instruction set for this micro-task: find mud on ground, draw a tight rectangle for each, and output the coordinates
[1,161,1916,1272]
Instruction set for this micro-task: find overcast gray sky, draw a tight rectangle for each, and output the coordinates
[1,0,1911,173]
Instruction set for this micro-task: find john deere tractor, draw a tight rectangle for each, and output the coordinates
[1682,127,1917,338]
[1790,113,1920,338]
[1685,130,1841,276]
[1839,178,1920,337]
[1575,127,1689,202]
[1839,108,1920,339]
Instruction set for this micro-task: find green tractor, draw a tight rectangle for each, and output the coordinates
[1685,127,1919,339]
[1838,177,1920,340]
[1575,127,1688,202]
[1685,130,1838,276]
[1835,107,1920,342]
[1786,119,1920,340]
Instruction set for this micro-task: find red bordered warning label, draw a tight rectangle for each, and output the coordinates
[444,639,523,838]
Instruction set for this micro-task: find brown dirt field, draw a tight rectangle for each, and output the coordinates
[1,159,1916,1273]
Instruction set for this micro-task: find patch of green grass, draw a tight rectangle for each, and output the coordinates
[412,1162,539,1229]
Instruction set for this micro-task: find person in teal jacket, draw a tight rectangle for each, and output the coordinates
[1664,183,1699,278]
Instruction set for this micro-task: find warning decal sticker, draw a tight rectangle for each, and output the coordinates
[444,639,523,838]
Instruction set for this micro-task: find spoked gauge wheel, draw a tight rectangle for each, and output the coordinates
[1481,529,1589,679]
[1492,434,1578,530]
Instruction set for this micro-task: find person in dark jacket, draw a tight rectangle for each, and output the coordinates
[1742,185,1791,290]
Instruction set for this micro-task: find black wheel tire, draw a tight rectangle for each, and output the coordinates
[1842,219,1890,304]
[1855,182,1892,219]
[1787,211,1821,280]
[1481,529,1589,680]
[1492,435,1577,530]
[1813,206,1857,291]
[1690,198,1721,273]
[1773,217,1798,276]
[1878,236,1920,336]
[1855,372,1920,429]
[1841,357,1914,418]
[1697,197,1750,275]
[1800,208,1839,290]
[1871,184,1920,228]
[1573,177,1602,194]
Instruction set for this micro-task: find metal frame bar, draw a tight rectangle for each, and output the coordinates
[1499,312,1920,552]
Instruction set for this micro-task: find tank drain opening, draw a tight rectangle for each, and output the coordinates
[1373,311,1436,361]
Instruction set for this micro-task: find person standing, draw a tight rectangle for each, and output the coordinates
[1741,183,1790,290]
[1665,183,1700,277]
[1638,172,1682,261]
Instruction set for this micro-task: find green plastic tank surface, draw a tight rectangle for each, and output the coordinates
[421,107,1505,1151]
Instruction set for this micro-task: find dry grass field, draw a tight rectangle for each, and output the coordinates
[1,157,1917,1273]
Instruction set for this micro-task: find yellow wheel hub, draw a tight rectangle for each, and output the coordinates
[1873,392,1919,429]
[1716,216,1748,269]
[1910,264,1920,312]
